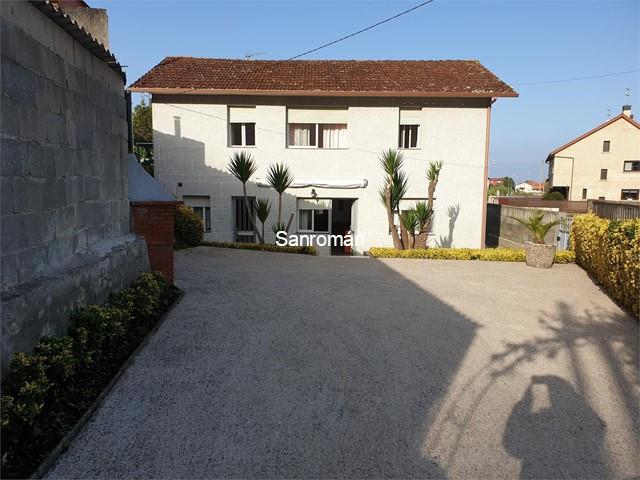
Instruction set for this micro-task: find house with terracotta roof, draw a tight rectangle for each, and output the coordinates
[515,180,544,193]
[130,57,516,253]
[546,106,640,201]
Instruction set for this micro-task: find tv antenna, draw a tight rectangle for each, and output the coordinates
[245,51,266,60]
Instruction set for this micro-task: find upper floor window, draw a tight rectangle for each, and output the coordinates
[287,108,348,149]
[600,169,608,180]
[602,140,610,152]
[399,108,421,149]
[623,160,640,172]
[229,106,256,147]
[582,188,587,200]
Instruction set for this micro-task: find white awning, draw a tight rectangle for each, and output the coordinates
[255,178,368,189]
[288,108,348,124]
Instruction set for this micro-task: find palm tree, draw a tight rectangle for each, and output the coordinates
[512,211,560,244]
[413,201,433,248]
[266,163,294,232]
[414,160,443,248]
[228,151,263,244]
[379,149,406,249]
[254,198,271,244]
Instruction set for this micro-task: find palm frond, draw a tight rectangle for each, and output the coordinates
[400,209,419,234]
[379,149,405,176]
[254,198,271,223]
[266,163,294,194]
[414,201,433,225]
[511,211,561,244]
[427,160,443,183]
[227,151,257,184]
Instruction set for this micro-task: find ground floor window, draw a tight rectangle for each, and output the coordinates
[233,196,256,242]
[183,196,211,232]
[621,189,639,201]
[298,208,329,232]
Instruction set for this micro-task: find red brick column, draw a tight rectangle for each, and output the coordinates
[130,201,178,285]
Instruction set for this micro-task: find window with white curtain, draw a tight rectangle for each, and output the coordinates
[399,108,421,149]
[287,108,348,149]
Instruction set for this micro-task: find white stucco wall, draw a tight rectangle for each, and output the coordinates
[549,116,640,201]
[152,95,490,253]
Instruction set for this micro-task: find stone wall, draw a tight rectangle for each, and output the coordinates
[0,1,149,376]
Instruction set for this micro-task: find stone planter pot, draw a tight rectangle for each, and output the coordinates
[524,242,556,268]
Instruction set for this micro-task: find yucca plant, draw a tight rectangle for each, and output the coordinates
[512,211,560,244]
[266,163,294,233]
[400,209,419,249]
[413,160,443,248]
[228,151,263,244]
[254,198,271,244]
[414,201,433,249]
[379,149,406,249]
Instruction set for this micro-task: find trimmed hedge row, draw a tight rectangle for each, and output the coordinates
[571,214,639,317]
[0,272,179,479]
[201,240,317,256]
[368,247,575,263]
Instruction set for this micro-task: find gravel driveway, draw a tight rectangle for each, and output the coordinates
[47,247,638,479]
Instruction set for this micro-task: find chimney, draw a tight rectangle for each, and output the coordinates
[622,105,633,118]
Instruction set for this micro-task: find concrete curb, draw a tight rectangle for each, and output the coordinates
[30,289,185,479]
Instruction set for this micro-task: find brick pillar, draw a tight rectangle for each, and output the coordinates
[130,201,178,285]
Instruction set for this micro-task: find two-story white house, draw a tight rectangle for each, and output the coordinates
[130,57,517,254]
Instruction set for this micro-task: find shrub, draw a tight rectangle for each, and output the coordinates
[0,272,177,479]
[201,240,317,256]
[368,247,575,264]
[542,191,565,200]
[175,205,203,246]
[571,214,639,316]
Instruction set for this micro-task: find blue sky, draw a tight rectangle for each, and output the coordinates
[94,0,640,182]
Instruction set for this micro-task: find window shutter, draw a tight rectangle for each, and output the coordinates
[288,108,348,124]
[400,108,422,125]
[183,196,210,208]
[229,106,256,123]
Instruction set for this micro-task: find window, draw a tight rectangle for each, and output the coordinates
[602,140,610,152]
[598,196,605,200]
[233,196,256,242]
[298,208,329,232]
[582,188,587,200]
[399,108,421,149]
[184,196,211,232]
[229,106,256,147]
[600,169,608,180]
[287,108,348,149]
[623,160,640,172]
[621,189,639,201]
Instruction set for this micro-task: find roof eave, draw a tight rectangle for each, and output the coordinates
[127,87,518,98]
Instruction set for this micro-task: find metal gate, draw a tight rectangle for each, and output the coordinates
[556,215,573,251]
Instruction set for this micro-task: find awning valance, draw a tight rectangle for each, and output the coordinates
[255,178,368,189]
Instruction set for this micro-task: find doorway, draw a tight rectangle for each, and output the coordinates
[331,199,355,255]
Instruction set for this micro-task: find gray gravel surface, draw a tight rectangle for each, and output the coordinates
[47,247,639,479]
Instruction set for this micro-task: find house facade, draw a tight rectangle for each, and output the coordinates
[515,180,543,193]
[130,58,516,254]
[547,106,640,201]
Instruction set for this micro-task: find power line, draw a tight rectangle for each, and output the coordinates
[286,1,435,61]
[513,68,640,86]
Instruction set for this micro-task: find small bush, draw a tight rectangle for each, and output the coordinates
[542,191,565,200]
[0,272,178,479]
[201,240,317,256]
[175,205,203,246]
[571,214,639,316]
[368,247,575,264]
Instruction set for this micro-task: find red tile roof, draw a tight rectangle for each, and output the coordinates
[129,57,517,98]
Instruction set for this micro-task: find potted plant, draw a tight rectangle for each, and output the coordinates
[512,211,560,268]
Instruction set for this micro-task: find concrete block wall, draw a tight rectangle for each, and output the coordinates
[1,1,130,289]
[0,2,150,376]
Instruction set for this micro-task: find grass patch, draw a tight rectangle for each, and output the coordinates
[368,247,575,263]
[0,272,180,479]
[201,240,317,256]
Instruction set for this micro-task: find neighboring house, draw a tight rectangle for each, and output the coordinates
[1,0,149,376]
[488,177,504,187]
[515,180,544,193]
[130,58,517,254]
[546,106,640,201]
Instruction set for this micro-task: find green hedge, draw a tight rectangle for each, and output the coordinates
[571,214,639,317]
[368,247,575,263]
[175,205,203,246]
[0,272,179,479]
[201,241,317,256]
